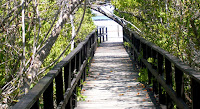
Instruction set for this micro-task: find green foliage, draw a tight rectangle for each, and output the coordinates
[147,57,157,66]
[42,8,95,75]
[112,0,200,70]
[77,79,87,101]
[0,0,96,106]
[123,42,131,48]
[74,8,96,45]
[77,86,87,101]
[138,68,148,83]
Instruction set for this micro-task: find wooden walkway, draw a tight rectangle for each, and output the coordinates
[75,37,157,109]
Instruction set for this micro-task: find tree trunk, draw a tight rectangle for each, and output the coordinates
[27,0,84,85]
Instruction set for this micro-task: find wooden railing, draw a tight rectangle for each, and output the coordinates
[123,27,200,109]
[97,26,108,43]
[12,29,98,109]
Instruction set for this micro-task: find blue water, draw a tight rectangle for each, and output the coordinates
[92,16,111,21]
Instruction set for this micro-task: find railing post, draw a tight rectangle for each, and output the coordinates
[131,33,135,59]
[138,39,141,66]
[94,32,97,50]
[55,69,64,106]
[106,27,108,41]
[65,62,71,90]
[165,58,173,108]
[175,67,185,103]
[96,28,99,43]
[141,43,146,68]
[100,28,102,43]
[85,44,87,59]
[31,99,39,109]
[192,78,200,109]
[81,48,84,64]
[146,46,152,85]
[158,53,165,104]
[123,27,125,42]
[102,27,105,42]
[71,57,76,78]
[152,49,158,95]
[43,82,53,109]
[92,34,95,57]
[76,52,81,72]
[72,87,77,108]
[65,62,72,109]
[133,34,137,61]
[71,56,77,108]
[84,67,87,81]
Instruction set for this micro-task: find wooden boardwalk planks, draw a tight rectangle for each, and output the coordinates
[75,37,156,109]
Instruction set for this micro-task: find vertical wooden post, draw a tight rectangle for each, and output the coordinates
[152,49,158,94]
[132,33,134,46]
[117,25,119,37]
[97,28,99,43]
[123,27,125,42]
[158,53,165,104]
[72,87,77,108]
[137,39,140,53]
[55,69,64,106]
[84,67,87,81]
[89,37,91,48]
[43,82,53,109]
[65,62,71,90]
[31,99,39,109]
[102,27,105,42]
[146,46,152,85]
[175,67,185,101]
[81,48,84,64]
[85,44,88,59]
[192,78,200,109]
[79,51,81,70]
[142,43,146,64]
[76,53,80,71]
[64,62,72,109]
[132,33,135,59]
[72,56,76,73]
[106,27,108,41]
[94,32,98,50]
[133,35,137,60]
[100,28,102,43]
[165,58,173,109]
[81,73,84,89]
[136,39,140,64]
[86,41,89,58]
[72,56,77,108]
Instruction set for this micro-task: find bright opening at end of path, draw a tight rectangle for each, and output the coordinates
[91,4,123,42]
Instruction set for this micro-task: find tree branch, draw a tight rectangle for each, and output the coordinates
[38,0,87,75]
[27,0,84,83]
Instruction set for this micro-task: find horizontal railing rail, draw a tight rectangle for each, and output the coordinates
[12,29,98,109]
[123,27,200,109]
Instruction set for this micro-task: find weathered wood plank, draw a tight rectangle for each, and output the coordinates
[76,37,156,109]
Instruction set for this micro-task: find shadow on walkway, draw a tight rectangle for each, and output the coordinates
[76,41,162,109]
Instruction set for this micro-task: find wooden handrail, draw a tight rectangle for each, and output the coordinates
[12,29,98,109]
[123,27,200,109]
